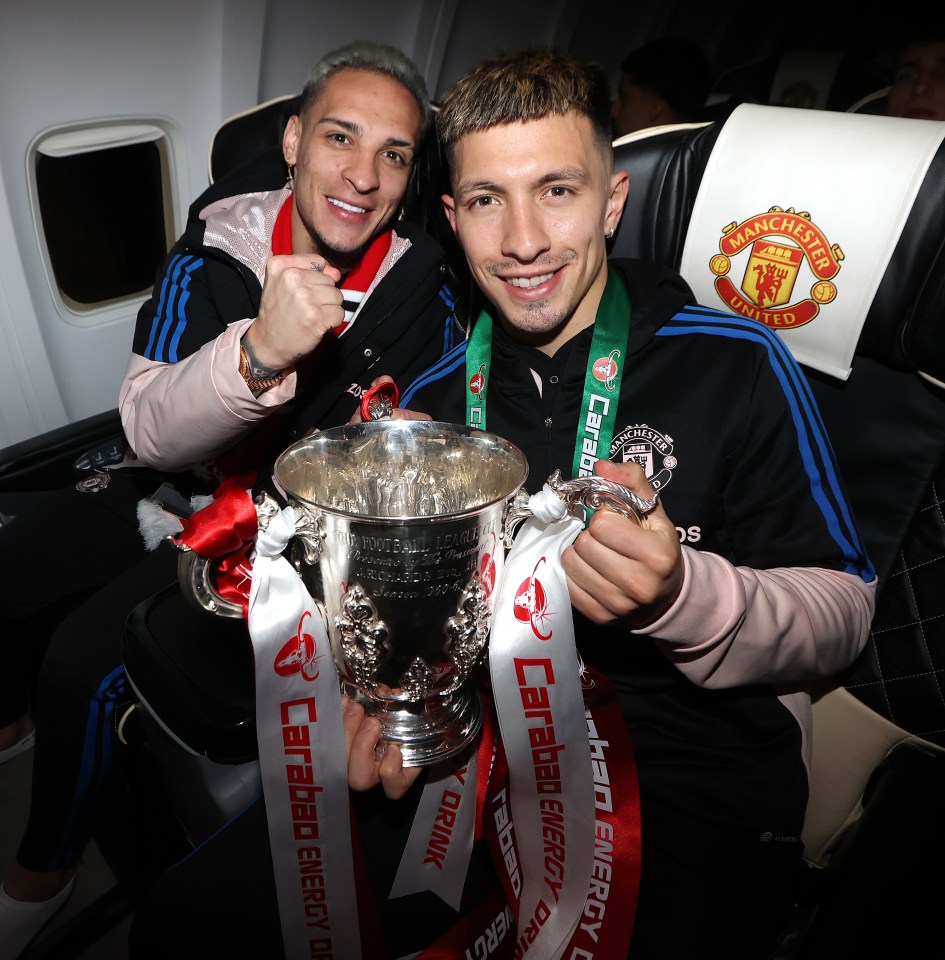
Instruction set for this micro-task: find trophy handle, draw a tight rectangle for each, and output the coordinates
[504,468,658,545]
[177,493,324,618]
[177,549,245,618]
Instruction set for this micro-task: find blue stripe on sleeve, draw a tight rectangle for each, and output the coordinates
[49,665,127,867]
[438,284,456,312]
[147,255,204,363]
[659,307,874,582]
[400,339,468,407]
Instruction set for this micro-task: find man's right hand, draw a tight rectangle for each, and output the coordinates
[245,254,345,371]
[342,695,421,799]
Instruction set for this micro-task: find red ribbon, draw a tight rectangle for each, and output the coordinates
[174,473,259,618]
[174,473,258,558]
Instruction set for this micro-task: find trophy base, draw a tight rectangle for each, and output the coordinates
[343,681,483,768]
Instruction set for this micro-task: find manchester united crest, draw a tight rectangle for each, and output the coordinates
[708,206,843,330]
[611,424,676,492]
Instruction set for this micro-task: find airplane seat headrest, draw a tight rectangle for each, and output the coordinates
[611,104,945,387]
[847,86,891,116]
[208,95,300,185]
[610,122,720,270]
[862,148,945,386]
[713,49,890,115]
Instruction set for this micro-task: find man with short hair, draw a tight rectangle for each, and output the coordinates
[886,37,945,121]
[397,45,875,959]
[121,40,453,475]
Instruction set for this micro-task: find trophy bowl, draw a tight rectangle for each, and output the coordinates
[273,419,529,766]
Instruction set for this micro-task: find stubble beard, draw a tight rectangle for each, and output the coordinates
[488,254,576,338]
[312,232,374,272]
[503,298,575,345]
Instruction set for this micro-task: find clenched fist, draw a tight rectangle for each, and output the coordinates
[243,254,345,371]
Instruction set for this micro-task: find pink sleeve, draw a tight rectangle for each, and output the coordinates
[119,318,297,471]
[635,546,877,687]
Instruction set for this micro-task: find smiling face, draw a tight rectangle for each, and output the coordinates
[443,111,628,355]
[283,67,421,268]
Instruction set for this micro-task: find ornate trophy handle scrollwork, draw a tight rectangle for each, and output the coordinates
[503,468,659,546]
[177,491,324,618]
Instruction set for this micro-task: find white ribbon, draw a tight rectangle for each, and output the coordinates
[489,485,596,959]
[389,747,479,910]
[248,506,361,960]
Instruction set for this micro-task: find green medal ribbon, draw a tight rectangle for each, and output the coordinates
[465,270,631,522]
[464,309,492,431]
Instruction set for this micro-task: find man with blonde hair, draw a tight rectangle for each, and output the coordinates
[0,40,465,959]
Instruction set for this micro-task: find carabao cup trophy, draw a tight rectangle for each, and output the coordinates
[274,419,528,766]
[180,418,655,766]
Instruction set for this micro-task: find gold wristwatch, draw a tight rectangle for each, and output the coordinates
[239,341,285,394]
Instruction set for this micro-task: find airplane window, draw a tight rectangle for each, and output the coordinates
[35,141,167,307]
[28,121,179,320]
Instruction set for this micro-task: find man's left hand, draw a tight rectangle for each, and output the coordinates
[562,459,684,629]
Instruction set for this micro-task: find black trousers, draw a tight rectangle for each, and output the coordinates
[0,469,182,870]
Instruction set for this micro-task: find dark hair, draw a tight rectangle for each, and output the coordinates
[299,40,432,138]
[437,46,613,166]
[619,37,712,120]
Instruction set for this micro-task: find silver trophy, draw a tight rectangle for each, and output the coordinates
[180,419,657,766]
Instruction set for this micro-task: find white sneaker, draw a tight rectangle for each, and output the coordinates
[0,731,35,766]
[0,878,75,960]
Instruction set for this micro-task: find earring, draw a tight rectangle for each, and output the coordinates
[287,163,295,186]
[606,227,615,239]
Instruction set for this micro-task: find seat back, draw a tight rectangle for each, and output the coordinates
[847,86,892,115]
[208,94,299,184]
[609,103,945,867]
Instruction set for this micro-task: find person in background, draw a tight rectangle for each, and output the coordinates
[0,39,465,959]
[886,36,945,120]
[611,35,713,137]
[128,45,876,960]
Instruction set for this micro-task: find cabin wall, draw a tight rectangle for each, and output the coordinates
[0,0,235,448]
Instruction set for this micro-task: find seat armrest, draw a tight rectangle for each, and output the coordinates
[0,409,126,491]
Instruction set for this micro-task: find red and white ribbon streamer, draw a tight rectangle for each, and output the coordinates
[389,746,479,909]
[248,505,362,960]
[487,486,596,959]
